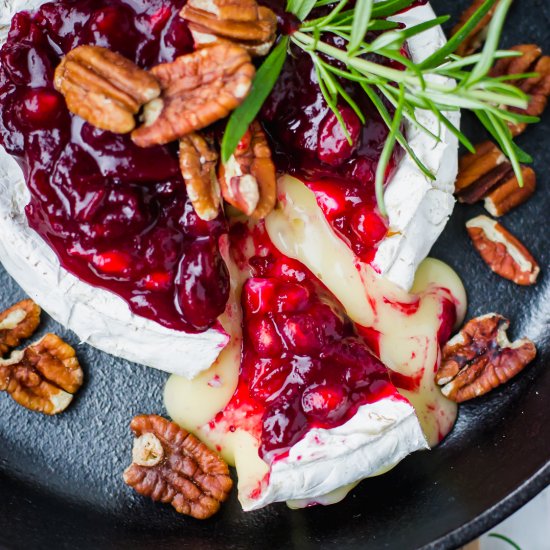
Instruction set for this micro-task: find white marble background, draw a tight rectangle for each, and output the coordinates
[466,487,550,549]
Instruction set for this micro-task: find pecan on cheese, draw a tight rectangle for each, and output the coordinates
[436,313,536,402]
[490,44,550,136]
[455,141,536,216]
[54,45,161,134]
[218,120,276,219]
[123,415,233,519]
[0,334,84,414]
[132,43,254,148]
[179,132,221,221]
[466,215,540,286]
[180,0,277,57]
[450,0,508,56]
[0,299,41,357]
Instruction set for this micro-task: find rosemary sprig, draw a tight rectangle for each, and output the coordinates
[221,37,289,163]
[488,533,522,550]
[222,0,535,216]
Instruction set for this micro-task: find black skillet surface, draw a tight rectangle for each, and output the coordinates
[0,1,549,548]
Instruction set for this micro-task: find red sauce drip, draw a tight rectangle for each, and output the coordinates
[383,296,421,316]
[437,294,457,346]
[225,223,396,463]
[390,369,424,392]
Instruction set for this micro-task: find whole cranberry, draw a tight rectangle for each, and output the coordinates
[308,302,345,343]
[310,180,348,217]
[317,105,362,167]
[321,338,387,386]
[275,282,310,313]
[301,383,348,421]
[1,42,53,87]
[349,156,376,184]
[242,278,278,316]
[143,227,183,270]
[86,6,136,57]
[249,358,291,402]
[91,250,132,276]
[270,257,307,283]
[351,207,388,249]
[174,237,230,331]
[20,88,64,128]
[247,316,284,358]
[260,387,308,457]
[98,187,150,240]
[276,310,322,356]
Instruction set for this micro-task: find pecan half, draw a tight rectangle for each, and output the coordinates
[484,166,536,217]
[436,313,536,402]
[490,44,550,136]
[466,215,540,285]
[180,0,277,57]
[0,334,83,414]
[54,46,161,134]
[123,415,233,519]
[132,43,254,148]
[450,0,506,56]
[455,141,535,215]
[218,121,276,218]
[180,132,221,221]
[0,299,41,357]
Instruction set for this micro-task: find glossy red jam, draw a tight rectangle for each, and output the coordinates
[223,223,397,463]
[0,0,229,332]
[0,0,404,331]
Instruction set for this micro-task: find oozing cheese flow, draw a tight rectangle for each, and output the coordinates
[165,175,466,509]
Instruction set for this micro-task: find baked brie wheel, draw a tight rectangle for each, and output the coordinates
[0,0,463,511]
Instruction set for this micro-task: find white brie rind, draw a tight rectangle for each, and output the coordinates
[0,0,231,378]
[0,154,229,378]
[242,398,428,511]
[373,3,459,290]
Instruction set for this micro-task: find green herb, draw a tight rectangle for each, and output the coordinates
[488,533,522,550]
[375,84,405,216]
[221,37,289,163]
[286,0,317,21]
[349,0,373,54]
[223,0,535,213]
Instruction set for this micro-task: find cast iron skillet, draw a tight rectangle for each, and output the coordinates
[0,1,548,548]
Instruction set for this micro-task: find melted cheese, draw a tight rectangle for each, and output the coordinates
[165,176,466,509]
[266,175,466,445]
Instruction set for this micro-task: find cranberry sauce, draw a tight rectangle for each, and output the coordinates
[260,30,403,263]
[0,0,229,332]
[227,223,397,463]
